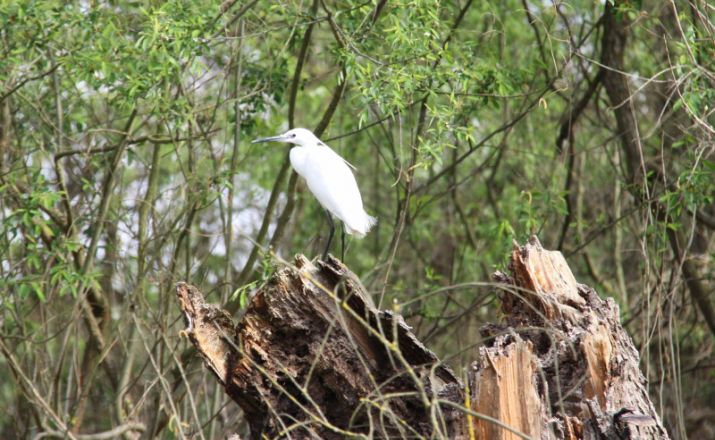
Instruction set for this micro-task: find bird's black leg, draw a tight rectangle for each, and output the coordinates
[340,224,346,261]
[323,209,335,260]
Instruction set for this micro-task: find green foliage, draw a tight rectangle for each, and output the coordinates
[660,155,715,223]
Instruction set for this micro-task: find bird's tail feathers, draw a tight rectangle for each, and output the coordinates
[346,212,377,238]
[364,214,377,232]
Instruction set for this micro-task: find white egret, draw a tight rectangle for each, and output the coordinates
[252,128,376,259]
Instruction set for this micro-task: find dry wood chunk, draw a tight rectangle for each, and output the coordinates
[471,338,543,440]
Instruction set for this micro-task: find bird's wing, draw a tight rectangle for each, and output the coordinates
[300,147,365,224]
[342,157,357,171]
[317,139,356,170]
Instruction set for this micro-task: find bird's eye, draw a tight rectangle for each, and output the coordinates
[290,134,296,138]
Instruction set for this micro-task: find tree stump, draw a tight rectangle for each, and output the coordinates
[176,237,670,439]
[479,237,669,439]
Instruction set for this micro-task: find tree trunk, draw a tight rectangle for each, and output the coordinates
[176,237,670,439]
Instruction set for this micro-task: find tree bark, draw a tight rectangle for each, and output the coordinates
[176,238,670,439]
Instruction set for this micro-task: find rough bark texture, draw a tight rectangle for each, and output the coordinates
[176,238,670,439]
[177,255,464,439]
[483,237,670,440]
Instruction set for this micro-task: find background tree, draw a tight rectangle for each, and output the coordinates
[0,0,712,438]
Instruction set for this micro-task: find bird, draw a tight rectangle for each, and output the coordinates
[252,128,376,260]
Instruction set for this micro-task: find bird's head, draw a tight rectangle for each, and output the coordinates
[252,127,322,147]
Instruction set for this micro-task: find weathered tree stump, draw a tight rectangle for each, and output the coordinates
[479,237,669,440]
[176,238,670,439]
[177,255,464,439]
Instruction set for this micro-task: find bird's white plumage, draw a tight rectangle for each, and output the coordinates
[290,144,375,237]
[253,128,376,238]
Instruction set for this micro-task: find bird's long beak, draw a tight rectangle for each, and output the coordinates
[252,134,287,144]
